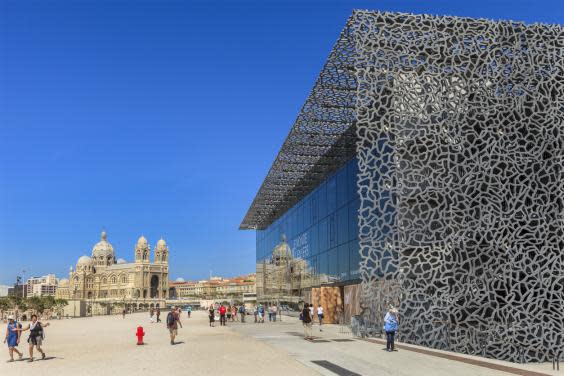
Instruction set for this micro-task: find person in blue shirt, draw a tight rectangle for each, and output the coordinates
[4,315,23,362]
[383,307,399,352]
[258,305,265,323]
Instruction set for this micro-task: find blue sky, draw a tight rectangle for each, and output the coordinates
[0,0,562,285]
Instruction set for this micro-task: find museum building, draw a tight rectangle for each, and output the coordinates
[241,10,563,362]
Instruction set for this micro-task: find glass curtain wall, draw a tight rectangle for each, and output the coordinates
[256,158,360,305]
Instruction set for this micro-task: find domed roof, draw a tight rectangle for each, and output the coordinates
[175,277,185,282]
[77,255,93,266]
[58,278,69,286]
[92,231,115,258]
[156,238,167,250]
[116,258,127,264]
[272,234,293,262]
[136,235,148,248]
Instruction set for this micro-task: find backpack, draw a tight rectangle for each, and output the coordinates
[239,306,245,313]
[166,312,175,326]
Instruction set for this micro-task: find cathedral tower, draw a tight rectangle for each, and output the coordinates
[135,235,150,263]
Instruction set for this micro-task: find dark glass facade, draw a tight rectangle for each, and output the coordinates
[256,158,360,284]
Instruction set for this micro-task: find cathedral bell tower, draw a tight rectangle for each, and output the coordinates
[155,238,169,264]
[135,235,150,263]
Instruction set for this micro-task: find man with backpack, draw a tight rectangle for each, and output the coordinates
[238,305,245,323]
[166,307,182,345]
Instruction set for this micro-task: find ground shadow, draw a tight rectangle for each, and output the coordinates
[18,356,58,362]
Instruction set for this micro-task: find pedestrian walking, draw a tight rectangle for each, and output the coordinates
[309,304,314,322]
[122,308,126,319]
[15,314,50,362]
[231,306,237,322]
[239,305,246,323]
[268,305,273,322]
[272,304,278,322]
[317,305,324,331]
[253,306,258,323]
[226,305,232,322]
[208,305,215,327]
[301,304,313,340]
[167,307,182,345]
[219,304,227,326]
[258,305,265,323]
[384,307,399,352]
[4,315,23,362]
[187,306,192,319]
[156,307,161,323]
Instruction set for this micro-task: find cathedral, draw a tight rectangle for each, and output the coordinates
[56,231,169,312]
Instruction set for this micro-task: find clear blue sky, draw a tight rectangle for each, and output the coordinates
[0,0,561,285]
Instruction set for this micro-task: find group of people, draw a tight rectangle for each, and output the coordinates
[252,304,281,323]
[208,304,245,327]
[4,314,50,362]
[299,303,399,351]
[149,307,161,323]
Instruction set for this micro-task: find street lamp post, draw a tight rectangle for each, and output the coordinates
[73,285,78,318]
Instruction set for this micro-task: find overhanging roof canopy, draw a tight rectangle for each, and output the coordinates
[240,16,358,230]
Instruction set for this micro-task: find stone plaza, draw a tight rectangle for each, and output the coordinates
[1,311,561,375]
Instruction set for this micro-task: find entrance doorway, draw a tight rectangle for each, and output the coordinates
[150,275,159,298]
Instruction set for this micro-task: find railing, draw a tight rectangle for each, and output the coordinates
[350,315,382,338]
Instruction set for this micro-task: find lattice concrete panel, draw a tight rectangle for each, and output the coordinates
[354,11,564,362]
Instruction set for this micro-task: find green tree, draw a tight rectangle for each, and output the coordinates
[27,296,44,314]
[8,295,27,312]
[53,299,68,317]
[0,297,9,319]
[41,296,56,311]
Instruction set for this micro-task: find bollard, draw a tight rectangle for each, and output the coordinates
[136,326,145,345]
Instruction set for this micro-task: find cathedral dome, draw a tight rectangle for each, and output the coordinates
[272,234,292,263]
[77,255,93,266]
[59,278,69,286]
[137,235,148,248]
[156,238,167,250]
[92,231,115,258]
[116,258,127,264]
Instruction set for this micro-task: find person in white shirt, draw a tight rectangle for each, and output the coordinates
[317,305,324,331]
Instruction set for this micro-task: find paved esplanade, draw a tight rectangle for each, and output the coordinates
[1,312,557,376]
[0,311,316,376]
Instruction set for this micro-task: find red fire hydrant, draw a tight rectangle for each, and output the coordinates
[136,326,145,345]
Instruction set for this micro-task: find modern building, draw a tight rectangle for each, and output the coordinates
[56,231,169,314]
[26,274,58,297]
[241,10,563,362]
[7,284,25,298]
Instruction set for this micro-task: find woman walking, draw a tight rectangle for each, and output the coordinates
[383,307,399,352]
[15,314,50,362]
[317,305,324,331]
[4,315,23,362]
[208,305,215,327]
[301,303,313,340]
